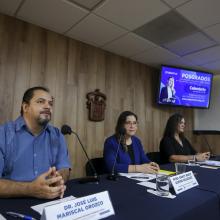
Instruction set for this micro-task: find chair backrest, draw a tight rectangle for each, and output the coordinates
[146,152,162,165]
[86,157,107,176]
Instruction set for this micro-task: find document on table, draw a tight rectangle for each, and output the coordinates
[31,195,76,215]
[147,189,176,199]
[159,169,176,175]
[137,180,176,199]
[0,213,6,220]
[119,173,156,181]
[200,165,219,169]
[197,160,220,167]
[137,181,156,189]
[119,169,175,182]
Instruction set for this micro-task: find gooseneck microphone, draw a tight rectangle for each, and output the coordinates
[107,128,126,181]
[193,130,215,158]
[201,135,213,156]
[61,124,99,183]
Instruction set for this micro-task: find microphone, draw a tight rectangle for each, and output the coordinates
[61,125,72,135]
[61,124,99,183]
[107,128,126,181]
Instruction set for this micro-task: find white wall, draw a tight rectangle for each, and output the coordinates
[194,75,220,131]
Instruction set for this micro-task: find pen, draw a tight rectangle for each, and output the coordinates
[6,211,37,220]
[130,176,149,179]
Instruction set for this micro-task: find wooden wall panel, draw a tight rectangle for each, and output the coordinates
[0,13,217,178]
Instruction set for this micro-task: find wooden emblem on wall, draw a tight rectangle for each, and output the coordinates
[86,89,107,122]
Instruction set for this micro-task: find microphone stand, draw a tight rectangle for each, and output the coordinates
[201,135,216,159]
[107,134,124,181]
[193,130,220,161]
[71,131,100,184]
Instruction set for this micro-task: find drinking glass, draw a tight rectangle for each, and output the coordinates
[188,157,196,166]
[156,175,169,196]
[175,163,186,175]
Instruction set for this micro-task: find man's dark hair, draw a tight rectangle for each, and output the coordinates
[163,113,184,139]
[20,86,50,115]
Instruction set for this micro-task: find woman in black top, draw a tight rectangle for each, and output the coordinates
[160,113,210,163]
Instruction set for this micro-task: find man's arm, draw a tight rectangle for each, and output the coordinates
[0,167,65,199]
[0,179,32,198]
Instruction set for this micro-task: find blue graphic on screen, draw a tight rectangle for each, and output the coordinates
[158,66,213,108]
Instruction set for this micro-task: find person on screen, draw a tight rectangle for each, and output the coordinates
[104,111,159,174]
[160,113,210,163]
[0,86,71,199]
[160,76,176,103]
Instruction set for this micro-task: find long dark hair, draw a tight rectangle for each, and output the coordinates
[115,111,138,151]
[163,113,184,139]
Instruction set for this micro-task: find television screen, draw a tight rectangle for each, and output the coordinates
[157,65,213,108]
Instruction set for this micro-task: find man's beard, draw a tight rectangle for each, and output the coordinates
[37,115,51,127]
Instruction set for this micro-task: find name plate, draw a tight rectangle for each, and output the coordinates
[40,191,115,220]
[170,171,198,194]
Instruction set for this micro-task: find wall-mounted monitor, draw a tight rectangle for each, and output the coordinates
[157,65,213,108]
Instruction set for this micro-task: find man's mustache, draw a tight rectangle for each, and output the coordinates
[40,111,51,115]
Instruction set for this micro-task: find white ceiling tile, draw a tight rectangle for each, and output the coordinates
[0,0,22,16]
[67,0,104,10]
[131,46,179,66]
[183,46,220,65]
[102,33,156,57]
[164,32,216,56]
[177,0,220,28]
[0,0,220,75]
[190,65,212,73]
[16,0,89,33]
[164,57,195,67]
[200,59,220,73]
[163,0,190,8]
[66,14,128,47]
[94,0,170,30]
[204,24,220,44]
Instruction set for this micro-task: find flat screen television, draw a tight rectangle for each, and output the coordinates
[157,65,213,108]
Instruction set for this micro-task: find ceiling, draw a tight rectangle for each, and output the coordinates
[1,0,220,74]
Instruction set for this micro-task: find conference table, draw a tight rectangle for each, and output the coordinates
[1,164,220,220]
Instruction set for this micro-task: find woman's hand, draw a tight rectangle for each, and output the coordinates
[195,152,210,161]
[136,162,160,174]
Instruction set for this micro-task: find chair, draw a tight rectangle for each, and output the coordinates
[146,152,162,165]
[85,157,107,176]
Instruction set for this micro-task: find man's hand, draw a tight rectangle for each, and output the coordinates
[49,167,67,198]
[29,167,66,199]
